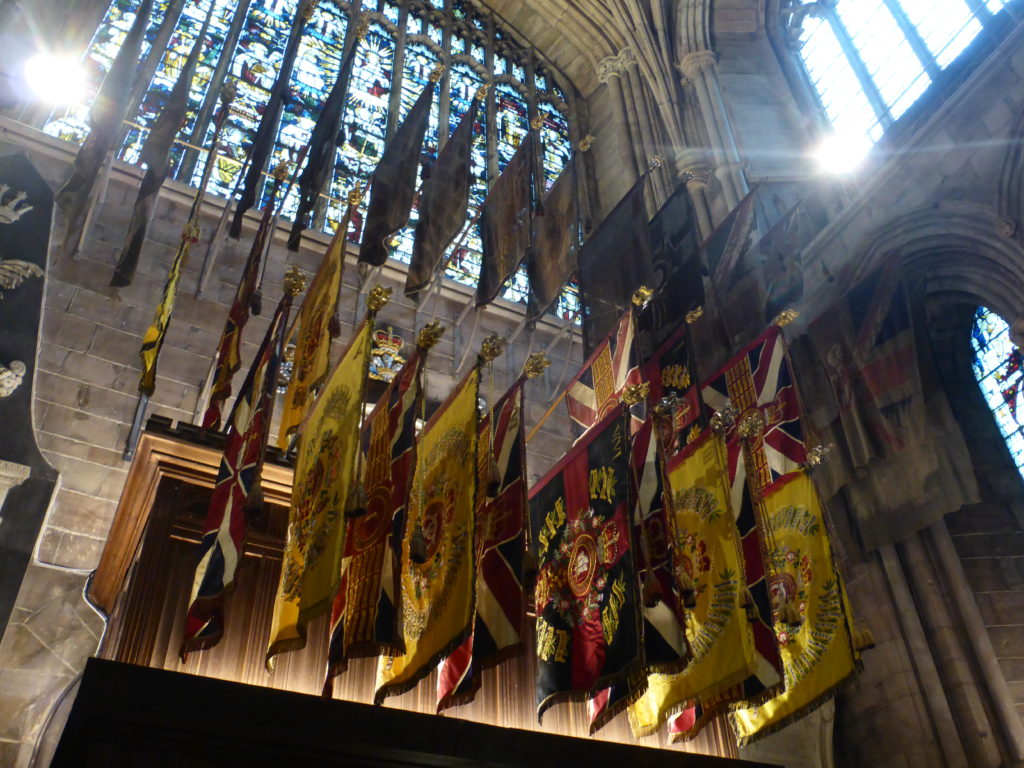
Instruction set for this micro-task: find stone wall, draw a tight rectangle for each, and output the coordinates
[0,118,582,767]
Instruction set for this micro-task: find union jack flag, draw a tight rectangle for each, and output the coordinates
[180,289,292,658]
[698,326,805,702]
[437,378,526,711]
[566,309,642,434]
[202,175,281,431]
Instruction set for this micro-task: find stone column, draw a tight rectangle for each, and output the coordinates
[678,50,748,210]
[677,148,713,240]
[597,48,643,185]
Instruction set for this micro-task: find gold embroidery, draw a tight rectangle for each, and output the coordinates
[589,467,617,504]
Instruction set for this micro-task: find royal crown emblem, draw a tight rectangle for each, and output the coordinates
[0,186,32,225]
[369,326,406,382]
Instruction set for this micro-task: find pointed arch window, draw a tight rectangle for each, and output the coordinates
[788,0,1012,148]
[43,0,577,317]
[971,307,1024,477]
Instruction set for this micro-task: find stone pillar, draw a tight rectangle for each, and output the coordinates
[678,50,748,210]
[878,542,971,768]
[597,48,643,186]
[677,148,714,240]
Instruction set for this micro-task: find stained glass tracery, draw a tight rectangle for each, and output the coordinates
[48,0,577,318]
[971,307,1024,478]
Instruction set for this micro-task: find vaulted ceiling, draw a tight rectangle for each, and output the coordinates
[473,0,768,97]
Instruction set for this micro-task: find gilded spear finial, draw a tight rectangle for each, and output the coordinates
[772,308,800,328]
[284,266,308,296]
[479,332,504,363]
[524,352,551,379]
[632,285,653,307]
[271,159,290,182]
[621,382,650,406]
[578,134,594,152]
[475,83,491,101]
[220,78,238,106]
[429,64,445,83]
[417,320,446,350]
[366,284,392,315]
[530,114,544,131]
[685,305,704,324]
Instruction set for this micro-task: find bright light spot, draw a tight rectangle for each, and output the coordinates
[814,132,870,175]
[24,54,86,105]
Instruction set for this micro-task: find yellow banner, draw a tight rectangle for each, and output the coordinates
[267,321,370,664]
[731,470,858,745]
[277,219,347,450]
[375,368,480,703]
[139,225,195,395]
[629,434,755,737]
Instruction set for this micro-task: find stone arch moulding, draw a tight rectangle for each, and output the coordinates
[843,201,1024,343]
[997,102,1024,240]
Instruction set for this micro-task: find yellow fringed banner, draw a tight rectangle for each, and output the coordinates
[267,321,372,665]
[629,432,756,737]
[731,470,860,745]
[375,367,480,703]
[277,209,350,450]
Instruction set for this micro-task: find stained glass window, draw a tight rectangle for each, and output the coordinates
[793,0,1013,149]
[972,307,1024,478]
[51,0,577,317]
[494,82,528,170]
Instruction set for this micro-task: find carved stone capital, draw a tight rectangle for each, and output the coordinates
[0,460,30,489]
[676,148,711,185]
[679,49,718,80]
[0,459,30,519]
[597,47,638,83]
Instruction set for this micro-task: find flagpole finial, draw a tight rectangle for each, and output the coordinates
[271,160,290,182]
[366,284,392,315]
[301,0,319,20]
[685,305,704,324]
[416,320,446,350]
[621,382,649,406]
[803,443,834,471]
[578,134,594,152]
[429,64,445,83]
[631,285,653,307]
[479,332,504,363]
[710,400,738,435]
[524,352,550,379]
[530,115,544,131]
[652,393,678,422]
[284,266,308,296]
[355,16,370,40]
[346,187,365,206]
[475,83,490,100]
[772,308,800,328]
[648,155,664,170]
[220,78,238,106]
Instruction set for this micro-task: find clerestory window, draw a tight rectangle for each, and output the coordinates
[971,307,1024,479]
[788,0,1014,152]
[42,0,580,319]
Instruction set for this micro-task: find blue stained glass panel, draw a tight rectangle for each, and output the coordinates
[538,100,570,191]
[972,307,1024,479]
[333,22,394,232]
[390,41,441,261]
[494,82,528,171]
[271,2,349,218]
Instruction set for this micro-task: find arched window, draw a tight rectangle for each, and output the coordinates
[788,0,1013,149]
[971,307,1024,477]
[44,0,577,317]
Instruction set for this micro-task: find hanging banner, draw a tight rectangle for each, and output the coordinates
[375,368,481,703]
[529,407,641,722]
[629,432,756,738]
[267,321,372,663]
[732,470,860,745]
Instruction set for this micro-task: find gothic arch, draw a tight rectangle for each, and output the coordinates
[846,201,1024,341]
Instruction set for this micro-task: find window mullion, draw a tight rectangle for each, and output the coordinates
[963,0,996,25]
[177,0,254,182]
[880,0,941,78]
[824,4,894,127]
[386,1,409,141]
